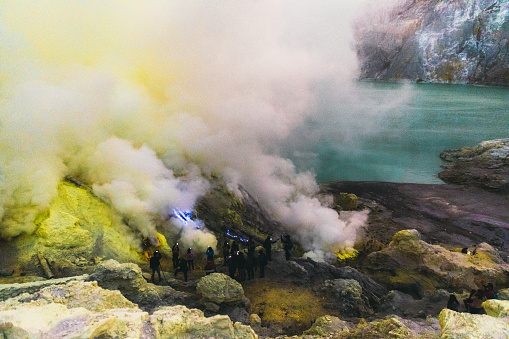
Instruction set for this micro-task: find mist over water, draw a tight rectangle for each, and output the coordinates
[283,82,509,184]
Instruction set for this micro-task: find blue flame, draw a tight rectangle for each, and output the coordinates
[226,229,248,242]
[173,209,193,224]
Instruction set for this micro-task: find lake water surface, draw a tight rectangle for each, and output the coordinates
[283,82,509,184]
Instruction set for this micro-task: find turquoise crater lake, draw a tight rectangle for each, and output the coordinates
[283,82,509,184]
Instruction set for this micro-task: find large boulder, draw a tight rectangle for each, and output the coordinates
[0,277,258,338]
[302,315,349,337]
[149,305,257,339]
[88,259,185,309]
[483,299,509,318]
[346,316,419,339]
[321,279,373,317]
[196,273,247,306]
[364,229,509,295]
[0,279,148,338]
[0,275,88,302]
[439,308,509,338]
[439,139,509,192]
[378,289,450,318]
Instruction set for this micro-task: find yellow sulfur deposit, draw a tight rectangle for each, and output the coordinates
[3,181,147,277]
[336,248,359,263]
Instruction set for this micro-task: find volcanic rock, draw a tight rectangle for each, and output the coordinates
[378,289,450,319]
[439,138,509,192]
[483,299,509,318]
[439,308,509,338]
[321,279,373,317]
[88,259,185,310]
[196,273,248,306]
[355,0,509,86]
[302,315,349,337]
[149,305,257,339]
[364,229,509,296]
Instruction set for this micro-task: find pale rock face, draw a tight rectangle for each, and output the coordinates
[365,229,509,295]
[149,305,258,339]
[483,299,509,318]
[0,276,258,338]
[196,273,246,305]
[439,308,509,338]
[88,259,185,309]
[321,278,373,317]
[0,279,149,338]
[356,0,509,86]
[302,315,349,336]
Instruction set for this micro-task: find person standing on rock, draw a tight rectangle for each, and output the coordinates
[174,256,188,282]
[237,251,246,282]
[206,246,215,261]
[172,242,180,268]
[222,241,230,265]
[263,236,278,261]
[258,249,267,278]
[230,240,239,256]
[150,250,163,283]
[446,294,459,312]
[281,235,293,261]
[246,250,256,280]
[228,254,237,279]
[185,248,195,271]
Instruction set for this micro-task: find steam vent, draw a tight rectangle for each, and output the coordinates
[1,1,509,338]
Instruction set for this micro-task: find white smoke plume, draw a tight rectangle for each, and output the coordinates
[0,1,399,256]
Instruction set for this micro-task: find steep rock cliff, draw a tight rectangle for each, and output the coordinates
[356,0,509,86]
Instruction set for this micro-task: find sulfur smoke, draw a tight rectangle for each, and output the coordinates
[0,1,398,258]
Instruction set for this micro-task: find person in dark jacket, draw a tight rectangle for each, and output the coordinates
[172,242,180,268]
[222,241,230,265]
[446,294,460,312]
[237,251,246,282]
[258,249,267,278]
[246,237,256,258]
[174,257,188,282]
[150,251,163,283]
[246,250,256,280]
[230,240,239,256]
[206,246,215,261]
[228,254,237,279]
[281,235,293,260]
[263,236,278,261]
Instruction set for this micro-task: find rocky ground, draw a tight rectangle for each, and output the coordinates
[1,138,509,338]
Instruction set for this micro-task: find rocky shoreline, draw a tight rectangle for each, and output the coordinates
[1,138,509,338]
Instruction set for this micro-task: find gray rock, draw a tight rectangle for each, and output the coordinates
[87,259,185,310]
[356,0,509,86]
[321,279,373,317]
[439,138,509,192]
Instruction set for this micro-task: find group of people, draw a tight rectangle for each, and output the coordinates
[149,234,293,284]
[446,283,498,314]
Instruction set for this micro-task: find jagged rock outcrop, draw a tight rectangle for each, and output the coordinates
[196,273,249,309]
[321,279,373,317]
[0,276,257,338]
[364,229,509,295]
[302,315,349,337]
[439,138,509,192]
[355,0,509,86]
[439,307,509,338]
[88,259,185,310]
[0,274,88,302]
[483,299,509,318]
[149,305,257,339]
[378,289,450,318]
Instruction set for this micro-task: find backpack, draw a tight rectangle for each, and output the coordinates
[286,241,294,250]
